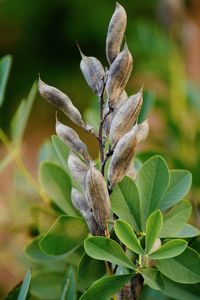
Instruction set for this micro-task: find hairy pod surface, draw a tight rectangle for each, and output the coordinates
[106,2,127,65]
[103,90,128,135]
[110,90,143,146]
[84,210,101,236]
[80,51,105,97]
[68,152,89,192]
[86,165,110,228]
[38,78,85,128]
[136,119,149,144]
[108,125,138,188]
[56,117,90,161]
[71,188,90,215]
[106,44,133,106]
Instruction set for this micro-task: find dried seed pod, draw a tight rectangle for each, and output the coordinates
[136,119,149,144]
[71,188,90,215]
[106,44,133,106]
[110,90,143,146]
[126,163,138,181]
[86,165,110,228]
[79,48,105,96]
[56,116,90,161]
[103,90,128,135]
[84,210,101,236]
[68,152,89,191]
[106,2,127,65]
[108,125,138,188]
[38,78,85,128]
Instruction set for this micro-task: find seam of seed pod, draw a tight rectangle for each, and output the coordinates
[117,50,132,91]
[111,135,137,187]
[111,95,142,147]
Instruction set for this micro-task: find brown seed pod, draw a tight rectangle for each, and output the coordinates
[38,78,86,128]
[110,90,143,146]
[71,188,90,215]
[136,119,149,144]
[106,2,127,65]
[103,90,128,135]
[108,125,138,188]
[84,210,101,236]
[68,151,89,192]
[79,47,105,97]
[86,165,110,228]
[56,116,90,162]
[106,43,133,107]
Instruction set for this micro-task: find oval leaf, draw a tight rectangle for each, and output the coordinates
[77,252,106,288]
[84,237,135,269]
[159,170,192,210]
[145,210,163,254]
[159,200,192,238]
[40,216,89,255]
[39,161,78,216]
[156,247,200,284]
[80,274,133,300]
[30,271,63,299]
[137,156,169,228]
[149,239,187,260]
[114,220,144,255]
[141,269,162,291]
[61,266,76,300]
[110,176,140,231]
[51,135,70,172]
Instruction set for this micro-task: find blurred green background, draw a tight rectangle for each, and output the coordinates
[0,0,200,297]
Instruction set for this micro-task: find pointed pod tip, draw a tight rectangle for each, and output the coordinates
[76,41,84,58]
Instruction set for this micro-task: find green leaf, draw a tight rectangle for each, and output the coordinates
[84,237,135,269]
[11,82,37,145]
[30,271,63,299]
[159,200,192,238]
[51,135,70,172]
[137,156,169,228]
[114,220,144,255]
[37,139,59,164]
[161,274,200,300]
[141,269,162,291]
[110,177,140,232]
[156,247,200,283]
[61,266,76,300]
[149,239,187,259]
[79,274,133,300]
[0,55,12,107]
[40,216,89,255]
[159,170,192,210]
[77,252,106,288]
[174,224,199,238]
[39,161,78,215]
[145,210,163,254]
[17,269,31,300]
[24,235,68,264]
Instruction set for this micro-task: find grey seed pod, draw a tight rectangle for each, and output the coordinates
[126,163,138,181]
[108,125,138,188]
[136,119,149,144]
[103,90,128,135]
[71,188,90,215]
[106,44,133,106]
[38,78,85,128]
[56,116,90,162]
[110,90,143,146]
[68,151,89,192]
[79,49,105,97]
[106,2,127,65]
[84,210,101,236]
[86,165,110,228]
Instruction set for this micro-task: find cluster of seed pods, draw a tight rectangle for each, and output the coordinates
[38,2,149,235]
